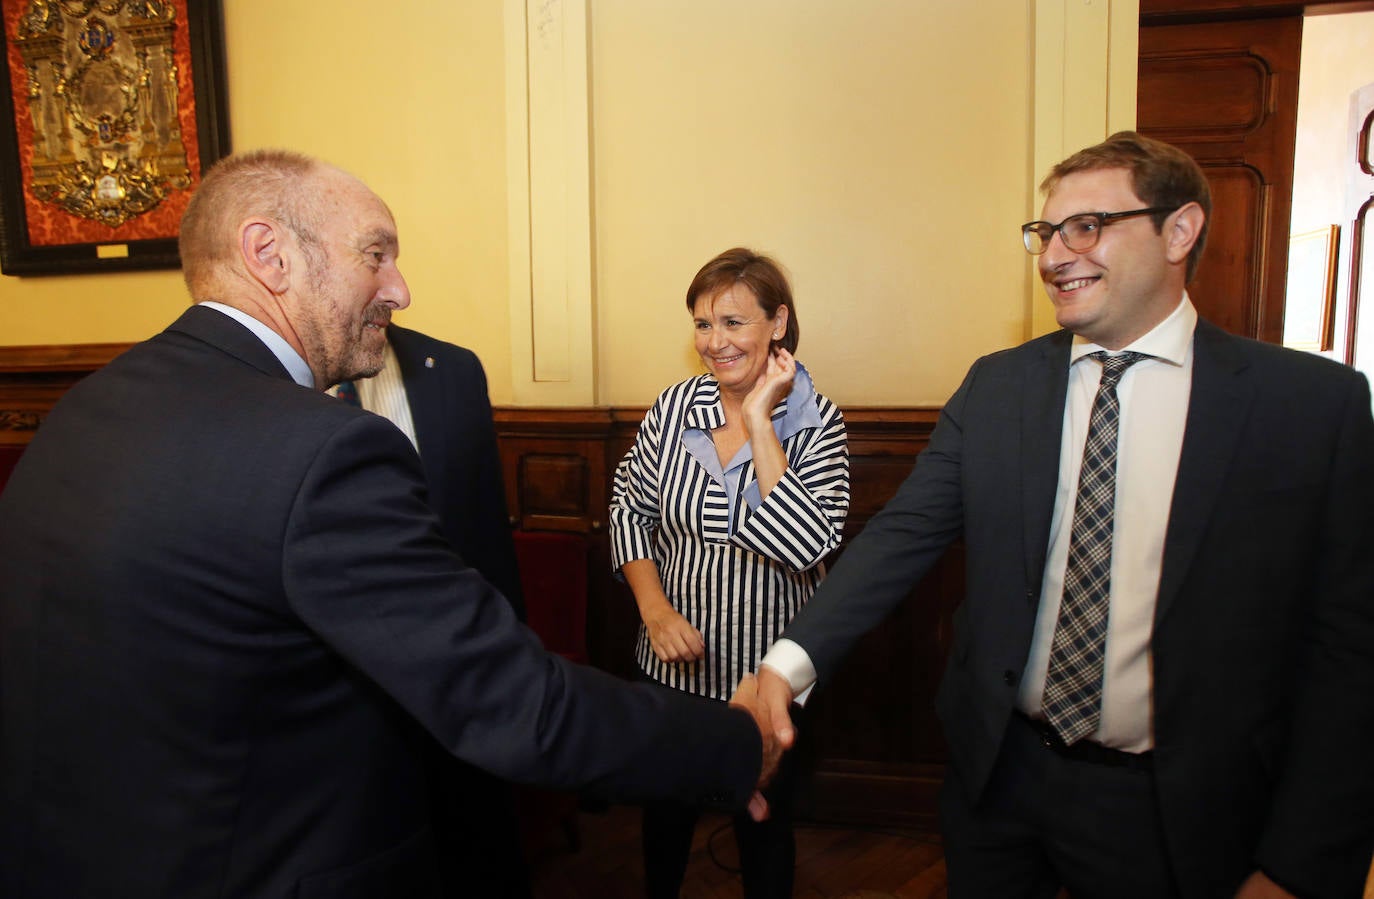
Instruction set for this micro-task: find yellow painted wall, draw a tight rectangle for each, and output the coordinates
[2,1,1137,407]
[591,0,1032,407]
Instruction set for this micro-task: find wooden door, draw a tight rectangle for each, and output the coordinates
[1138,14,1302,343]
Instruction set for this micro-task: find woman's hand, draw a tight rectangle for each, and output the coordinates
[741,347,796,432]
[622,559,703,664]
[740,348,795,500]
[642,605,706,664]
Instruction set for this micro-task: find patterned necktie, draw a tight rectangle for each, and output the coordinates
[335,380,361,407]
[1042,351,1144,745]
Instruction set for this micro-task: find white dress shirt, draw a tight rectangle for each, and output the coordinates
[764,296,1197,751]
[1016,295,1195,751]
[198,302,313,388]
[328,341,420,452]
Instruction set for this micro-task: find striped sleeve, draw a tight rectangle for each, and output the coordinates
[731,394,848,571]
[609,398,664,572]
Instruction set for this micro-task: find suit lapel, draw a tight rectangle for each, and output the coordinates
[1154,320,1253,626]
[1022,331,1072,600]
[388,328,448,472]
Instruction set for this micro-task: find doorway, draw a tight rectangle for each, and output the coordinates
[1139,0,1374,389]
[1286,10,1374,383]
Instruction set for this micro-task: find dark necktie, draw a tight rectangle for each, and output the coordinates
[335,380,361,407]
[1042,351,1144,745]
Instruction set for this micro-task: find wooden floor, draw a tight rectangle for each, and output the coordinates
[526,802,949,899]
[527,801,1374,899]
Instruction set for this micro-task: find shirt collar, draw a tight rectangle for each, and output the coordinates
[199,301,315,388]
[683,361,823,441]
[684,376,725,432]
[1069,292,1197,368]
[778,362,823,436]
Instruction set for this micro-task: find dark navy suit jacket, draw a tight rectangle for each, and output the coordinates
[387,324,524,617]
[782,320,1374,898]
[384,325,531,897]
[0,306,759,898]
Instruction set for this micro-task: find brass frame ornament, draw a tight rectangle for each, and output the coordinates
[0,0,229,274]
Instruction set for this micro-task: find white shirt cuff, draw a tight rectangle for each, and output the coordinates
[760,639,818,706]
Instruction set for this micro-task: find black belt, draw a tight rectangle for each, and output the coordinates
[1014,711,1154,771]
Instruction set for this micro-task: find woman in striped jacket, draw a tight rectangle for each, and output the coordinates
[610,247,850,898]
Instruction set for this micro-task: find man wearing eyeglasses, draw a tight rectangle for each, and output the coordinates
[756,131,1374,899]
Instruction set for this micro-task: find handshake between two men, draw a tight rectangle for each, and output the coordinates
[726,668,802,822]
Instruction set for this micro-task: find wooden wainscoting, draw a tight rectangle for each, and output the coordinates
[0,344,959,829]
[494,405,960,829]
[0,343,131,445]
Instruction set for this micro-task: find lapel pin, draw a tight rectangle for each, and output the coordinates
[425,357,435,368]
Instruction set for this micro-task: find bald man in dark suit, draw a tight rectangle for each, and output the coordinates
[0,149,777,898]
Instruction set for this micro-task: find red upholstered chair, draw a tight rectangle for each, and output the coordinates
[0,444,26,495]
[512,530,591,853]
[513,531,588,665]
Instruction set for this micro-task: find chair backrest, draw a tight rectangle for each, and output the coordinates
[512,531,588,665]
[0,444,25,495]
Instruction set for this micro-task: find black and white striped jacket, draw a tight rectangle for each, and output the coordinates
[610,363,849,700]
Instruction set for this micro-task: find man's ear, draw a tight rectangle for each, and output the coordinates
[240,219,291,294]
[1165,202,1205,266]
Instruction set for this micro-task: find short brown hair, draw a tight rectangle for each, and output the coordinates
[684,247,800,353]
[178,149,327,300]
[1042,131,1212,281]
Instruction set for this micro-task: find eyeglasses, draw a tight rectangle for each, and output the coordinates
[1021,207,1177,255]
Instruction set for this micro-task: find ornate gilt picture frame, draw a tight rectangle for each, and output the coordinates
[0,0,228,275]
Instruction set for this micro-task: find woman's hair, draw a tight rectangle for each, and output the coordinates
[684,247,800,353]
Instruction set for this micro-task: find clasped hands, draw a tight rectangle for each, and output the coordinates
[728,665,800,822]
[641,607,796,822]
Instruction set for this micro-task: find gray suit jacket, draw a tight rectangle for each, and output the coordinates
[782,320,1374,898]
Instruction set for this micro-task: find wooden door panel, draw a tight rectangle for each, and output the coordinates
[1138,15,1301,343]
[1138,50,1269,133]
[1191,165,1267,336]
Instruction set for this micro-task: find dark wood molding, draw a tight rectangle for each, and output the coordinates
[1140,0,1374,24]
[0,342,133,372]
[0,342,133,443]
[493,406,622,433]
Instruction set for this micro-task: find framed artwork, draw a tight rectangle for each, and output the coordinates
[0,0,229,275]
[1282,225,1340,353]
